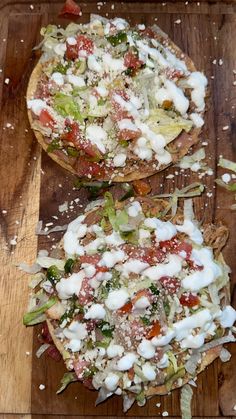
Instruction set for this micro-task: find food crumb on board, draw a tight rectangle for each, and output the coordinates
[222,125,229,131]
[174,19,181,24]
[39,384,45,390]
[233,404,236,411]
[59,201,68,213]
[25,351,30,356]
[2,209,7,214]
[218,58,223,66]
[4,78,10,84]
[30,4,34,9]
[156,402,161,407]
[10,237,17,246]
[162,411,169,417]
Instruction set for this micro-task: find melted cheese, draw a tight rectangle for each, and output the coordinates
[56,271,85,299]
[176,220,203,244]
[143,254,182,281]
[187,71,208,112]
[84,304,106,320]
[105,288,129,310]
[117,353,137,371]
[165,79,189,115]
[137,339,156,359]
[86,125,107,154]
[182,248,222,291]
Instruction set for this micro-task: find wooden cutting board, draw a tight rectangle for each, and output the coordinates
[0,1,236,417]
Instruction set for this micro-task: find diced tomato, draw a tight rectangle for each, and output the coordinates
[110,89,132,122]
[83,378,94,389]
[79,254,108,273]
[132,289,150,305]
[39,322,53,344]
[64,121,102,159]
[121,245,165,265]
[140,27,156,39]
[65,43,79,60]
[65,34,93,60]
[179,293,200,307]
[165,68,184,80]
[187,259,204,271]
[59,0,82,17]
[39,109,55,129]
[78,278,93,305]
[74,359,90,380]
[124,50,143,69]
[159,276,180,294]
[118,128,141,141]
[159,238,178,252]
[86,319,98,332]
[146,320,161,340]
[132,179,151,196]
[128,367,135,381]
[75,156,106,179]
[118,301,133,314]
[45,345,62,362]
[176,241,193,259]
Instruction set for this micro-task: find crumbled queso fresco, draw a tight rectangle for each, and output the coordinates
[27,15,207,180]
[26,195,236,406]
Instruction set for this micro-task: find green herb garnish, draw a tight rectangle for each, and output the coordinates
[64,258,75,274]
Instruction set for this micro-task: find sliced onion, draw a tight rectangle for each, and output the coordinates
[188,379,197,388]
[180,384,193,419]
[36,256,65,270]
[85,199,104,212]
[123,394,135,412]
[183,199,194,221]
[36,223,68,235]
[219,347,231,362]
[185,352,201,375]
[199,334,236,352]
[17,262,41,274]
[29,272,46,289]
[36,343,50,358]
[95,387,113,406]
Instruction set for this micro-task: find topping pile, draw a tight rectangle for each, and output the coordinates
[27,15,207,180]
[24,195,236,407]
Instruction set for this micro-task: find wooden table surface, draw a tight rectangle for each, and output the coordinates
[0,0,236,417]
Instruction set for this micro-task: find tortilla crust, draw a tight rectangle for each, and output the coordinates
[44,197,230,397]
[27,25,202,182]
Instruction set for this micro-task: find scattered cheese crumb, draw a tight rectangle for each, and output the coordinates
[2,210,7,214]
[233,404,236,411]
[162,412,169,417]
[221,173,231,183]
[4,78,10,84]
[212,59,217,65]
[218,59,223,66]
[156,402,161,407]
[222,125,229,131]
[25,351,30,356]
[174,19,181,24]
[30,4,34,9]
[39,384,45,390]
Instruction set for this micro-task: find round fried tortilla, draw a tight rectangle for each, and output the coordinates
[44,197,230,398]
[27,24,202,182]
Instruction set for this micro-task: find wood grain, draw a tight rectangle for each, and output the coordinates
[0,0,235,417]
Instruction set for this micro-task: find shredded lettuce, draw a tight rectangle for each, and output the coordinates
[103,192,129,231]
[54,93,84,122]
[147,109,193,144]
[180,384,193,419]
[153,182,204,217]
[177,148,207,172]
[218,157,236,173]
[57,372,78,394]
[23,296,57,326]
